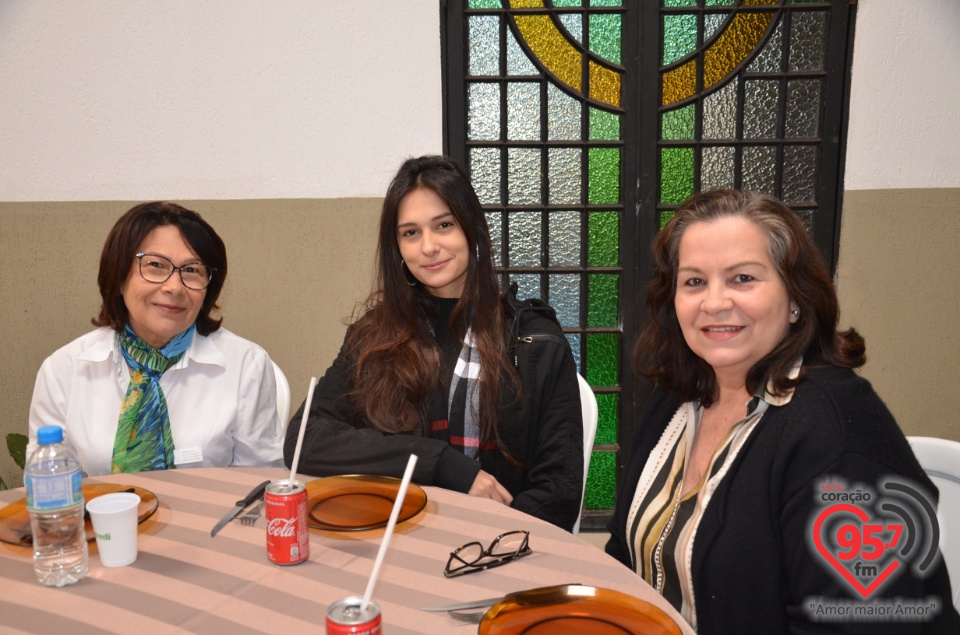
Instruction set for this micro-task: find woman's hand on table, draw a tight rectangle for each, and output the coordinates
[469,470,513,505]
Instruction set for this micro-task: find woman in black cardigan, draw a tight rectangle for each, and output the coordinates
[606,189,958,633]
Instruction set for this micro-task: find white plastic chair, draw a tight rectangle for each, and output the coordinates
[907,436,960,612]
[573,374,598,535]
[272,361,292,431]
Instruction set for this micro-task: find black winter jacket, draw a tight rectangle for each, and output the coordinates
[284,292,583,530]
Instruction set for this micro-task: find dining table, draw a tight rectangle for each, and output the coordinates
[0,466,694,634]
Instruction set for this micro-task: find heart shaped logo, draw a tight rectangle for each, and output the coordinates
[812,504,901,599]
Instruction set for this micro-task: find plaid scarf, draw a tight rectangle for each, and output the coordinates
[447,328,482,459]
[111,324,193,473]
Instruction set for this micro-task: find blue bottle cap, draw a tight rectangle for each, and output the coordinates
[36,426,64,445]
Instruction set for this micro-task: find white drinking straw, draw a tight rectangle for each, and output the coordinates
[360,453,418,612]
[288,376,318,484]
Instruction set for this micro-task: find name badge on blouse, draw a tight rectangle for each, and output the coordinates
[174,447,203,465]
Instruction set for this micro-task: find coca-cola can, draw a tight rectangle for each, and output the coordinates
[265,480,309,565]
[326,597,382,635]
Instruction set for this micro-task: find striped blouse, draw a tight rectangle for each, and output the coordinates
[624,385,795,630]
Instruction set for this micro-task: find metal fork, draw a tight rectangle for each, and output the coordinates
[239,501,264,526]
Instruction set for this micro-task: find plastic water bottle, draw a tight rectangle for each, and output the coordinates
[25,425,88,587]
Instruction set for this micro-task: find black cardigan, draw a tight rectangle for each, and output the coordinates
[606,366,959,634]
[284,293,583,531]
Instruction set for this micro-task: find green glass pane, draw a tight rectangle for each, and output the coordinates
[661,103,694,140]
[705,0,735,6]
[590,0,621,6]
[584,451,616,510]
[588,273,618,327]
[589,14,621,65]
[659,211,676,230]
[554,0,582,6]
[663,14,697,66]
[589,108,620,141]
[595,392,618,445]
[588,211,619,267]
[588,147,620,205]
[659,147,694,205]
[663,0,696,7]
[468,0,501,8]
[586,333,619,386]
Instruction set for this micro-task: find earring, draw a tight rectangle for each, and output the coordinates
[401,260,417,287]
[791,309,800,318]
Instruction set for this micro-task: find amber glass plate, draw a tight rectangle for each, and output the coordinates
[479,585,683,635]
[305,475,427,531]
[0,483,159,546]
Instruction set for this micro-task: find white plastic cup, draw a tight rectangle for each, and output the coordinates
[86,492,141,567]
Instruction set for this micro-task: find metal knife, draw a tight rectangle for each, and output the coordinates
[420,596,506,612]
[210,480,270,537]
[420,583,584,612]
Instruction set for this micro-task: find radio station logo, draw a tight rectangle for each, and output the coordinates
[805,476,944,622]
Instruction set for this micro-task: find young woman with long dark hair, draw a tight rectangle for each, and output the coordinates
[285,155,583,530]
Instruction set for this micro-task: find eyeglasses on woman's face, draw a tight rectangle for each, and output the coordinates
[136,253,214,291]
[443,530,532,578]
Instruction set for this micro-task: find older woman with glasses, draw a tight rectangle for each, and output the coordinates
[27,202,283,476]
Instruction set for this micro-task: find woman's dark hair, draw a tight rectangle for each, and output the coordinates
[346,155,518,442]
[636,189,865,406]
[93,201,227,335]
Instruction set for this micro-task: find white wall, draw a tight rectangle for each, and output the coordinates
[0,1,443,201]
[4,1,957,201]
[845,0,960,190]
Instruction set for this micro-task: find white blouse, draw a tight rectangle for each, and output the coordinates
[28,326,283,476]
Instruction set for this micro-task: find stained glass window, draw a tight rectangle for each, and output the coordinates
[658,0,839,236]
[445,0,854,530]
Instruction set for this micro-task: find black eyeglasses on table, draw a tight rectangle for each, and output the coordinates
[444,530,532,578]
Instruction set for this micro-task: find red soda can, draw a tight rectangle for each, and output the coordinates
[326,597,382,635]
[265,480,309,565]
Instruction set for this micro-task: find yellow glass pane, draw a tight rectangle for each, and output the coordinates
[662,59,696,106]
[661,0,777,107]
[510,0,545,7]
[514,14,582,93]
[703,12,774,89]
[589,60,620,108]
